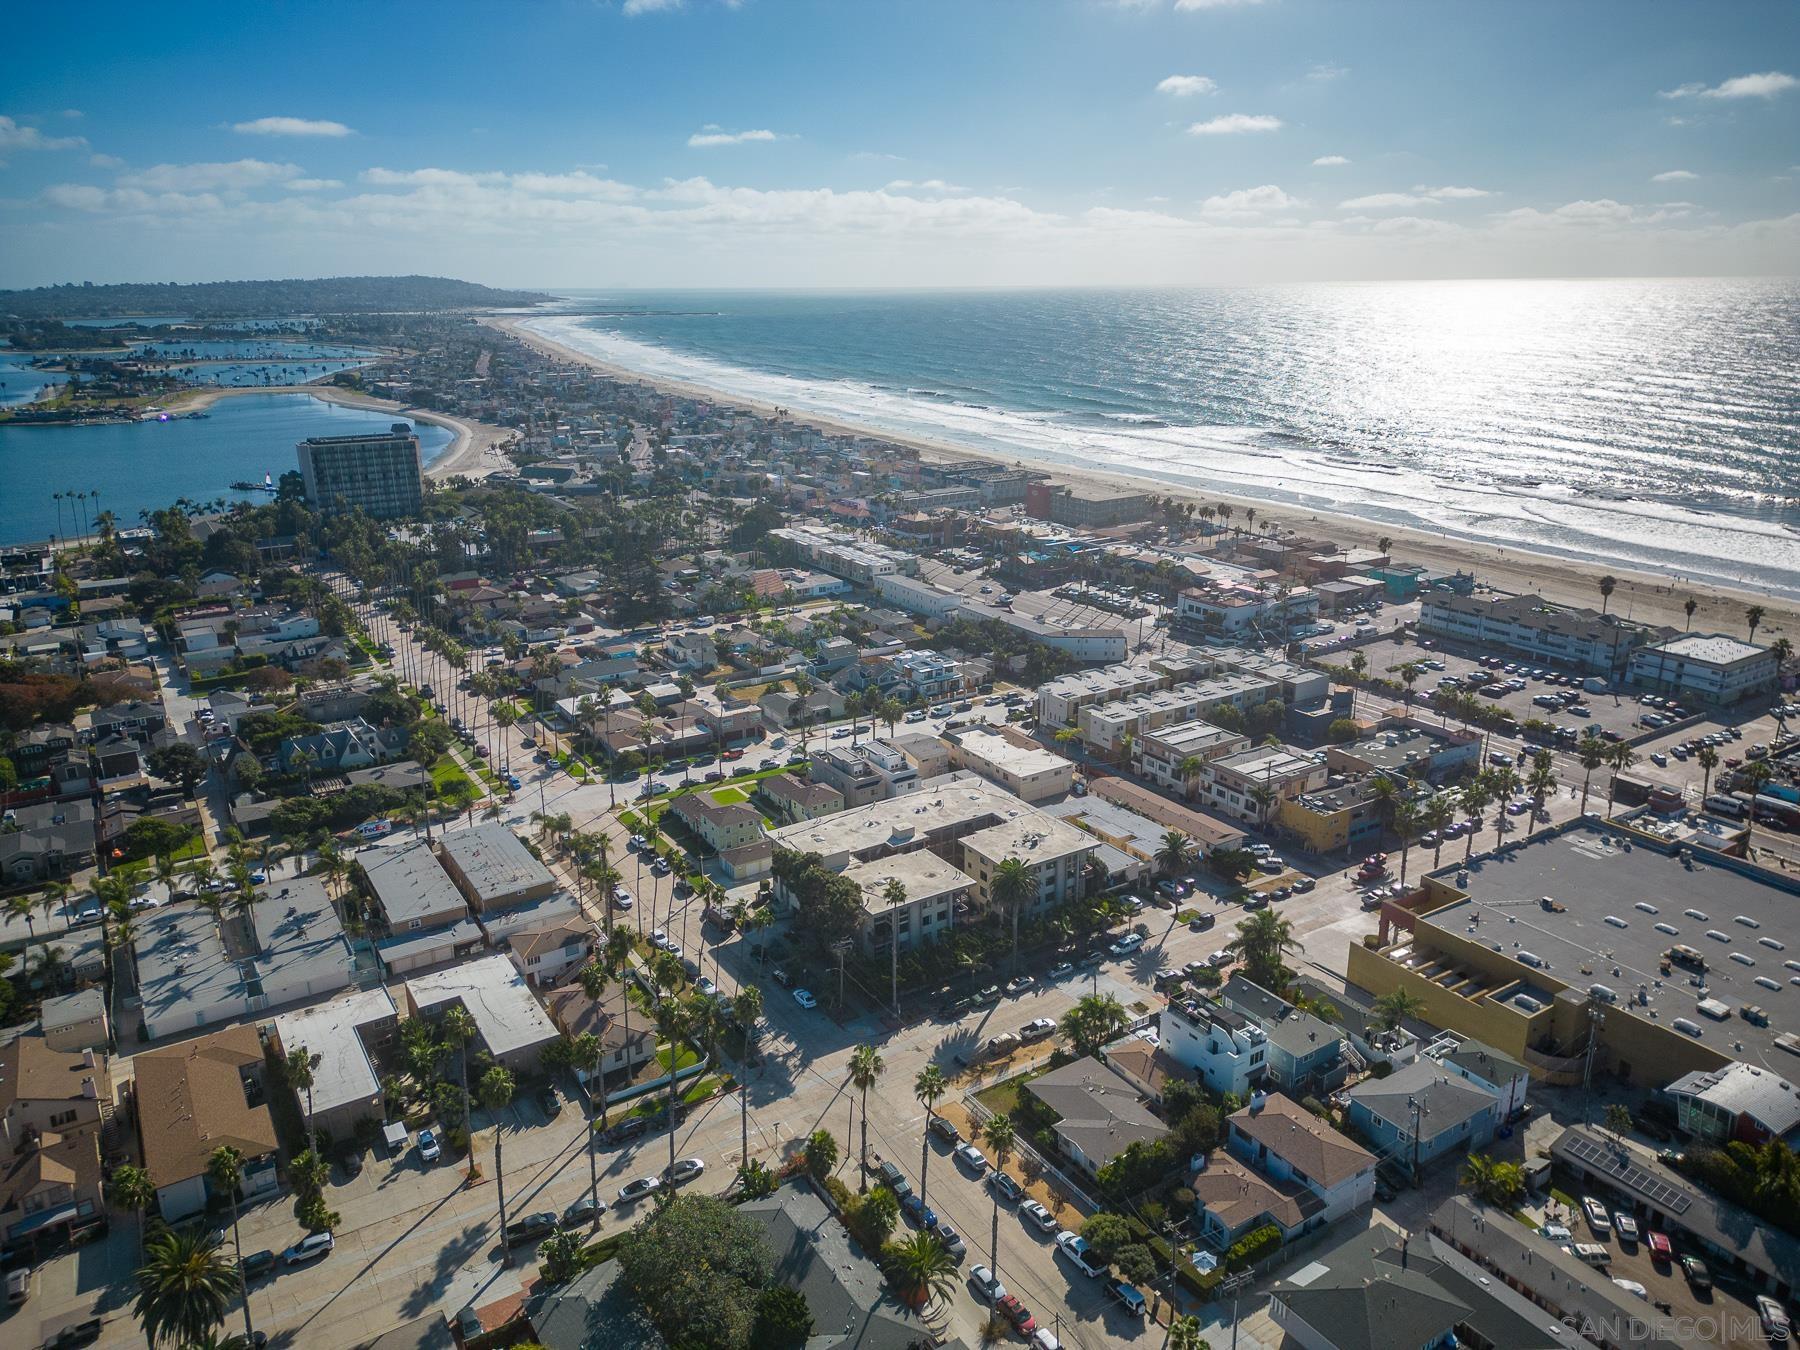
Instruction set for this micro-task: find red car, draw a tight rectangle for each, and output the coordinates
[1646,1231,1673,1262]
[995,1294,1037,1334]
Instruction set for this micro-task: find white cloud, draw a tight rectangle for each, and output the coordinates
[1306,63,1348,82]
[231,116,354,137]
[1200,184,1303,216]
[1341,192,1428,210]
[43,184,223,214]
[0,115,86,152]
[1157,75,1217,97]
[885,179,965,194]
[1417,184,1492,199]
[1651,169,1698,182]
[1494,198,1637,229]
[88,152,125,170]
[284,178,344,191]
[1186,113,1282,136]
[687,127,784,147]
[622,0,683,12]
[121,159,303,191]
[1174,0,1267,9]
[1660,71,1797,100]
[1312,155,1350,167]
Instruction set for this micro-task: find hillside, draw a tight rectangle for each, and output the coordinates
[0,275,552,320]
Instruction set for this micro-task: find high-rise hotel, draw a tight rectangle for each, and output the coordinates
[296,423,426,520]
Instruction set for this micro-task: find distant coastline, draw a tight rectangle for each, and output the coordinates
[493,312,1797,646]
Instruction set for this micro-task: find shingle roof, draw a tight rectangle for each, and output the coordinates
[135,1026,278,1187]
[1230,1093,1375,1189]
[1192,1152,1322,1232]
[1027,1056,1167,1168]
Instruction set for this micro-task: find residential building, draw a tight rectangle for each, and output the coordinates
[757,772,845,826]
[1225,1093,1376,1227]
[1345,1061,1497,1177]
[0,798,96,883]
[508,920,595,989]
[1037,662,1168,729]
[1326,722,1480,786]
[361,839,471,935]
[436,824,558,913]
[1663,1061,1800,1146]
[0,1033,110,1160]
[1135,718,1250,798]
[1161,995,1269,1098]
[545,984,656,1080]
[808,740,921,806]
[39,988,108,1054]
[1418,592,1656,674]
[0,1130,105,1257]
[1175,586,1320,639]
[1025,1057,1168,1177]
[1087,775,1249,855]
[1277,777,1388,855]
[1200,745,1329,824]
[297,423,426,519]
[1424,1036,1531,1122]
[1627,633,1779,706]
[135,1026,280,1220]
[1024,480,1155,528]
[136,905,249,1041]
[957,808,1097,920]
[246,876,356,1011]
[842,851,972,955]
[404,954,560,1073]
[943,726,1073,803]
[270,988,399,1140]
[666,792,764,853]
[277,717,407,775]
[1077,672,1279,755]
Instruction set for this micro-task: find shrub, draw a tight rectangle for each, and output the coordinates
[1225,1223,1281,1271]
[296,1194,340,1233]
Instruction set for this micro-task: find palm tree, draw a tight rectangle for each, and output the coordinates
[111,1162,157,1265]
[1742,760,1776,853]
[568,1030,605,1223]
[991,856,1035,978]
[285,1047,320,1148]
[1526,750,1557,835]
[1227,908,1299,989]
[1170,1315,1209,1350]
[1421,795,1456,868]
[733,985,764,1164]
[882,877,908,1017]
[479,1066,517,1266]
[848,1044,884,1192]
[889,1231,957,1309]
[1604,742,1637,817]
[1683,597,1698,631]
[1598,575,1617,615]
[649,951,689,1178]
[1747,605,1766,642]
[1061,992,1129,1058]
[1373,987,1427,1032]
[134,1226,237,1348]
[914,1064,947,1210]
[1174,754,1204,799]
[1155,830,1192,878]
[206,1146,256,1343]
[1696,745,1721,803]
[1393,799,1421,885]
[1576,732,1608,816]
[6,893,43,978]
[980,1115,1016,1276]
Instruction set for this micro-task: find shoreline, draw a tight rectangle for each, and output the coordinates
[160,384,514,481]
[490,314,1794,645]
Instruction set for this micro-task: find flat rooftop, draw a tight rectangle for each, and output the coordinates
[948,727,1070,778]
[1140,718,1245,757]
[272,987,396,1116]
[406,953,559,1059]
[436,824,556,907]
[1644,633,1768,665]
[842,852,975,916]
[362,839,468,927]
[136,904,244,1032]
[1421,824,1800,1069]
[962,808,1097,866]
[767,776,1021,863]
[1342,726,1469,774]
[249,876,355,996]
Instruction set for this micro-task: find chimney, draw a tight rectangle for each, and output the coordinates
[82,1077,98,1100]
[82,1049,96,1068]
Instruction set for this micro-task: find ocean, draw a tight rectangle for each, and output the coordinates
[524,280,1800,599]
[0,394,453,545]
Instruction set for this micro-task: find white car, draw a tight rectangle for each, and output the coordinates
[1021,1017,1056,1042]
[417,1128,441,1164]
[663,1156,706,1185]
[1020,1200,1057,1232]
[954,1143,988,1174]
[1108,933,1145,957]
[1612,1278,1649,1300]
[1613,1212,1639,1243]
[793,988,818,1010]
[1582,1197,1612,1236]
[1539,1221,1572,1243]
[1055,1230,1105,1278]
[696,977,718,998]
[969,1264,1007,1305]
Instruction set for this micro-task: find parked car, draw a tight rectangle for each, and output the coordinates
[563,1196,605,1227]
[987,1170,1023,1204]
[1613,1212,1638,1244]
[792,988,818,1009]
[1680,1254,1713,1292]
[1055,1229,1105,1278]
[1005,975,1034,995]
[1645,1230,1673,1262]
[417,1128,441,1164]
[603,1116,649,1145]
[504,1212,557,1247]
[238,1249,277,1281]
[1021,1017,1056,1042]
[618,1176,663,1204]
[663,1156,706,1186]
[969,1264,1007,1304]
[954,1143,988,1173]
[1582,1197,1612,1236]
[929,1115,961,1144]
[1045,962,1074,980]
[1020,1200,1057,1232]
[1539,1222,1572,1243]
[877,1160,913,1198]
[1757,1294,1792,1342]
[1106,1278,1147,1317]
[933,1221,967,1260]
[901,1193,939,1229]
[995,1293,1038,1334]
[536,1085,562,1118]
[1108,933,1144,957]
[282,1232,335,1266]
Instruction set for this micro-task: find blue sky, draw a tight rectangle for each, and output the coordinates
[2,0,1796,287]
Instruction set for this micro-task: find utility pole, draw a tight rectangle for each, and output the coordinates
[1220,1269,1254,1350]
[1408,1094,1429,1184]
[1581,997,1606,1123]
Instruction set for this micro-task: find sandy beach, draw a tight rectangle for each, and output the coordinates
[163,383,515,481]
[489,315,1795,647]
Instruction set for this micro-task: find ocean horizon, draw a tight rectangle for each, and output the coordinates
[523,279,1800,601]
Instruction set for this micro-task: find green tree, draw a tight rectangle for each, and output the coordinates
[206,1146,256,1343]
[751,1284,815,1348]
[1170,1314,1212,1350]
[1155,830,1193,877]
[111,1162,158,1265]
[888,1231,958,1308]
[914,1063,947,1211]
[538,1227,585,1285]
[1696,745,1720,802]
[618,1193,775,1347]
[1373,987,1427,1032]
[1460,1152,1525,1207]
[1604,1103,1635,1143]
[803,1127,840,1181]
[1598,575,1617,615]
[133,1227,237,1348]
[1115,1242,1157,1285]
[1061,993,1129,1058]
[980,1115,1016,1277]
[1226,909,1300,990]
[441,1004,478,1172]
[734,984,764,1165]
[991,856,1035,976]
[848,1043,884,1192]
[1080,1211,1133,1264]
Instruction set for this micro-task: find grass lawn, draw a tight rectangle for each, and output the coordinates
[429,755,472,792]
[709,786,749,805]
[654,1044,701,1074]
[110,833,207,878]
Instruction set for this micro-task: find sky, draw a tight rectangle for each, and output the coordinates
[2,0,1797,289]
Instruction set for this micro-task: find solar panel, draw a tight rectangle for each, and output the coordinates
[1562,1134,1692,1215]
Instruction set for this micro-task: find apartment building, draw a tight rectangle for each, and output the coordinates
[1161,994,1269,1098]
[1135,718,1251,798]
[1077,672,1279,755]
[297,423,425,520]
[1037,662,1168,729]
[844,851,972,955]
[1418,592,1656,674]
[943,726,1074,803]
[1175,586,1320,638]
[1199,745,1329,823]
[435,824,558,914]
[1627,633,1779,707]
